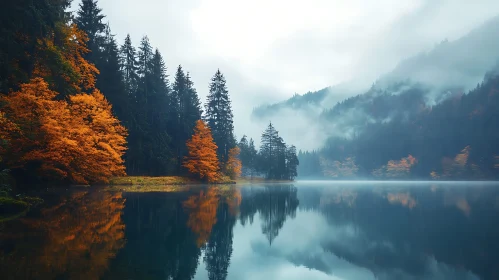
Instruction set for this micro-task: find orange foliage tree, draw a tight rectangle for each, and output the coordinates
[372,155,417,178]
[32,24,99,95]
[224,146,242,179]
[0,22,127,184]
[183,187,219,247]
[183,120,220,182]
[0,78,126,184]
[431,146,472,179]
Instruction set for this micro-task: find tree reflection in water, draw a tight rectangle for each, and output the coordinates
[239,185,299,245]
[0,190,125,280]
[11,183,499,279]
[295,184,499,280]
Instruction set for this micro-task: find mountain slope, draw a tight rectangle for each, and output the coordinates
[300,66,499,179]
[251,16,499,152]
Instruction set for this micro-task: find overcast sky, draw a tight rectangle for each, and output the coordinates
[71,0,499,142]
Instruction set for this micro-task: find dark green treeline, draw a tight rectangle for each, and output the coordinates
[238,123,299,180]
[74,0,236,175]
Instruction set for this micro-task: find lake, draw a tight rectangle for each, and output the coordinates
[1,181,499,280]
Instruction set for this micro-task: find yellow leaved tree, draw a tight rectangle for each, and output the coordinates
[225,146,242,180]
[0,78,127,184]
[0,23,127,185]
[183,120,220,182]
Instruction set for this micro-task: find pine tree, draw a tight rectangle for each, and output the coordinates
[171,65,187,170]
[127,36,154,174]
[120,34,139,100]
[257,123,298,180]
[259,122,279,179]
[204,69,235,162]
[238,135,249,174]
[137,36,153,78]
[275,137,287,179]
[183,120,220,182]
[170,66,202,173]
[248,138,258,177]
[75,0,106,61]
[286,145,299,180]
[97,24,126,118]
[185,72,203,130]
[148,49,173,175]
[150,49,170,127]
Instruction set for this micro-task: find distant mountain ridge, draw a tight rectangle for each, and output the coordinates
[253,15,499,115]
[251,15,499,152]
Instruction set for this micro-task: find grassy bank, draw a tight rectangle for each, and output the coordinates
[107,176,236,186]
[104,176,236,192]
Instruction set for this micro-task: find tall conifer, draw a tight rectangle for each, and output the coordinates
[204,69,235,162]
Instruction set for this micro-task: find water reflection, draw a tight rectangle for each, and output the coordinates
[1,182,499,280]
[0,191,125,280]
[203,187,239,280]
[239,185,299,244]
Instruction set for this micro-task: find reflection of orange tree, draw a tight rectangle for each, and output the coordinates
[183,186,241,247]
[183,187,220,247]
[387,192,417,209]
[1,191,126,279]
[221,186,242,216]
[443,191,471,217]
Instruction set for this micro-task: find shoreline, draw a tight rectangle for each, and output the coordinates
[103,176,294,187]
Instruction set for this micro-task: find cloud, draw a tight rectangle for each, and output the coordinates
[72,0,499,147]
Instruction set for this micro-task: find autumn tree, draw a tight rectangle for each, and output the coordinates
[0,78,127,184]
[372,155,417,179]
[225,146,242,180]
[183,120,220,182]
[0,9,127,185]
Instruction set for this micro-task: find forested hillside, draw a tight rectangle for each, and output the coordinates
[300,67,499,179]
[252,16,499,180]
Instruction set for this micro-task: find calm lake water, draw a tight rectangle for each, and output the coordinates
[2,181,499,280]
